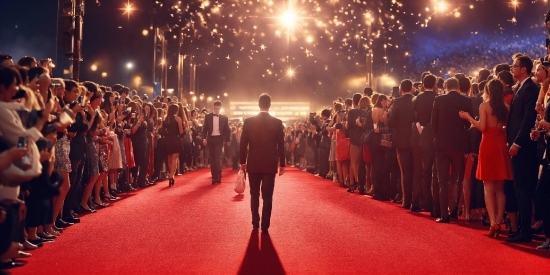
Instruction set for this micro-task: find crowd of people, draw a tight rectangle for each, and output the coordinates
[2,48,550,273]
[284,53,550,250]
[0,54,246,274]
[408,33,545,78]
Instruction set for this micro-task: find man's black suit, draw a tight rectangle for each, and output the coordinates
[412,90,438,212]
[431,91,473,219]
[239,112,285,230]
[387,94,418,209]
[202,113,231,183]
[506,78,538,235]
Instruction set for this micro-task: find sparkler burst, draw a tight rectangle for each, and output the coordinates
[150,0,545,97]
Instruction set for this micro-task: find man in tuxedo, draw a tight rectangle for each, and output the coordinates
[507,55,538,242]
[202,101,231,184]
[431,77,473,223]
[240,93,286,234]
[413,74,439,217]
[388,79,418,211]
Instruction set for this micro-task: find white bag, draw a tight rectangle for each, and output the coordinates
[234,170,246,194]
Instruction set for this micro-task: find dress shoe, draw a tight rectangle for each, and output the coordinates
[506,233,532,243]
[391,194,402,203]
[430,210,441,218]
[37,232,56,240]
[17,251,32,258]
[22,240,38,250]
[63,216,80,223]
[536,239,550,249]
[410,205,422,212]
[27,239,45,246]
[0,260,26,269]
[436,217,450,223]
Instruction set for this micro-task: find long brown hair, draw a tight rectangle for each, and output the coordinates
[484,79,508,123]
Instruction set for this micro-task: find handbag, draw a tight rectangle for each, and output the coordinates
[234,170,246,194]
[379,126,393,148]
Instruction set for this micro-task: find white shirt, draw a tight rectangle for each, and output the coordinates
[212,114,221,136]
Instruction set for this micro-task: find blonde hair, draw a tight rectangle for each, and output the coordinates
[358,96,372,109]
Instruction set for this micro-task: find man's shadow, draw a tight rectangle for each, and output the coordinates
[237,230,286,275]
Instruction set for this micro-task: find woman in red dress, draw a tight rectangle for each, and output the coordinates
[459,79,512,238]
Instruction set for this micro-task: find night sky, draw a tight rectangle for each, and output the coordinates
[0,0,548,106]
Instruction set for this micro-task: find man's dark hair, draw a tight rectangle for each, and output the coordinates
[258,93,271,109]
[363,87,373,97]
[478,69,491,82]
[83,81,99,93]
[17,56,36,68]
[454,73,466,80]
[494,63,511,76]
[28,67,46,82]
[422,74,437,89]
[458,77,471,93]
[515,55,533,74]
[400,79,413,93]
[344,98,352,107]
[478,80,487,93]
[99,86,106,93]
[64,79,78,92]
[119,87,129,95]
[436,77,444,89]
[0,66,21,90]
[352,93,362,106]
[214,100,222,107]
[445,77,460,90]
[321,109,331,118]
[0,54,12,66]
[111,84,123,92]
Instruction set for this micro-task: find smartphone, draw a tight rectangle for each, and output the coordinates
[131,112,136,119]
[17,136,28,148]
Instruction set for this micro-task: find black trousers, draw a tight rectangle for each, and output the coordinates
[411,146,424,208]
[64,159,84,217]
[369,144,388,198]
[436,150,463,219]
[132,141,149,186]
[422,146,439,211]
[511,156,539,233]
[396,148,414,208]
[249,173,276,229]
[207,136,223,181]
[536,161,550,238]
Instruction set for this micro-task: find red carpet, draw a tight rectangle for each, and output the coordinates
[13,168,550,274]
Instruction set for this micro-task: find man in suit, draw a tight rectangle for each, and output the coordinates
[240,93,286,234]
[388,79,418,211]
[431,77,473,223]
[507,55,538,242]
[202,100,231,184]
[413,74,439,217]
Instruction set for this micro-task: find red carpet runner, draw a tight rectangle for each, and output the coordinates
[13,168,550,274]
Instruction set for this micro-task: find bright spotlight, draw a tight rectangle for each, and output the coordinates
[126,62,133,69]
[287,69,295,76]
[91,64,98,71]
[142,29,149,36]
[306,36,313,43]
[436,1,447,12]
[101,72,107,77]
[124,3,134,14]
[281,11,297,28]
[454,11,461,18]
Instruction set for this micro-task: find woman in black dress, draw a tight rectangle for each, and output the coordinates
[163,104,184,186]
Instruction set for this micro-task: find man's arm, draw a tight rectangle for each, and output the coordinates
[463,98,474,129]
[239,120,249,165]
[514,85,538,147]
[277,120,286,168]
[202,114,209,139]
[223,116,231,143]
[431,99,439,135]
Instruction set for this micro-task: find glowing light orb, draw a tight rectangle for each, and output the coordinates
[281,11,297,28]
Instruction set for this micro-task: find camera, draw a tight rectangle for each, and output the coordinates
[17,137,27,148]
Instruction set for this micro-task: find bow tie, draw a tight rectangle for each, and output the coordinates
[213,114,219,117]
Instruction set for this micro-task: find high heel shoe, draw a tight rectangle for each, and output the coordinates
[536,239,550,249]
[347,184,356,193]
[168,178,174,187]
[487,224,501,238]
